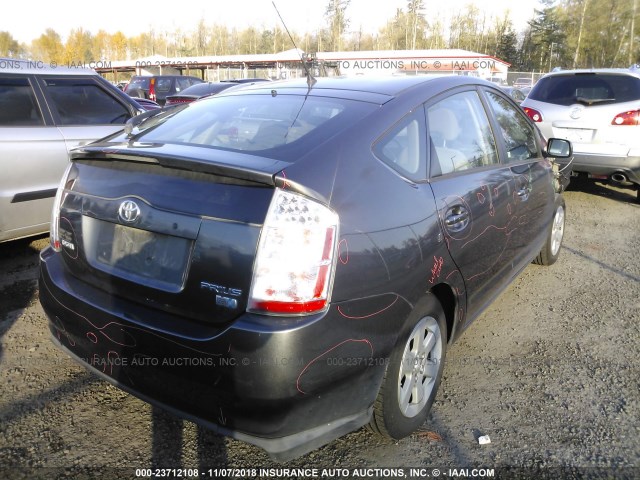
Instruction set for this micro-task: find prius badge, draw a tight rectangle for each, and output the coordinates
[118,200,141,223]
[200,281,242,309]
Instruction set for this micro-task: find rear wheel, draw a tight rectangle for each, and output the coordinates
[534,195,565,266]
[369,295,447,439]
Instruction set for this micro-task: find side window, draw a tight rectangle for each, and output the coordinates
[0,77,44,126]
[44,78,131,125]
[177,78,191,91]
[373,109,425,180]
[485,91,539,163]
[156,78,172,93]
[427,90,498,177]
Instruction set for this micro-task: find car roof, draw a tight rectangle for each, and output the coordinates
[220,74,490,104]
[0,57,98,76]
[539,68,640,79]
[130,74,202,79]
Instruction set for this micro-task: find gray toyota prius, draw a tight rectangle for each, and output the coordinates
[39,75,571,461]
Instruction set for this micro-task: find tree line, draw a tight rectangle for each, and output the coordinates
[0,0,637,71]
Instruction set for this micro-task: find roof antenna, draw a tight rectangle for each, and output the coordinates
[272,1,317,90]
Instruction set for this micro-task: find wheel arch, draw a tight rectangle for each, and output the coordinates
[429,282,458,344]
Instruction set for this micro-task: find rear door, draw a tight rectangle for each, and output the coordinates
[0,74,68,241]
[427,88,524,322]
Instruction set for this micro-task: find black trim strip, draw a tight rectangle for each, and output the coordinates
[11,188,57,203]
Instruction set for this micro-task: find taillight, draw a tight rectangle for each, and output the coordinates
[165,97,192,105]
[611,110,639,126]
[523,107,543,122]
[50,163,74,252]
[149,78,156,102]
[248,189,339,315]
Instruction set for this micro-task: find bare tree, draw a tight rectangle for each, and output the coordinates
[325,0,350,51]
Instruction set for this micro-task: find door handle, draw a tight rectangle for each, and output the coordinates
[444,206,470,233]
[516,187,531,200]
[445,212,469,226]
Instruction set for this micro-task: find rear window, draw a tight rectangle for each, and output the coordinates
[136,93,376,161]
[528,73,640,106]
[125,77,150,91]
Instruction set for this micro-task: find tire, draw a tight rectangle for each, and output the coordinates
[369,295,447,439]
[534,194,566,266]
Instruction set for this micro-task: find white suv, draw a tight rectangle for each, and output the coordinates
[521,68,640,201]
[0,59,153,242]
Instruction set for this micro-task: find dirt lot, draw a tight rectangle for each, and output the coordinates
[0,182,639,479]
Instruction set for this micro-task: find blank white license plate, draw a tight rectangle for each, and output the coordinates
[557,128,594,143]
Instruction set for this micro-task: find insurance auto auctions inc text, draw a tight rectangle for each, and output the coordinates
[335,60,497,70]
[201,467,495,478]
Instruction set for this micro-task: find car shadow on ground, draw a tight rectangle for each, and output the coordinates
[0,372,97,425]
[566,179,638,204]
[563,246,640,284]
[0,235,230,471]
[0,235,47,366]
[151,407,229,468]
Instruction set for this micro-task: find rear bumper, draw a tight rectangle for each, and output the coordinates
[49,333,370,462]
[569,151,640,185]
[39,247,407,460]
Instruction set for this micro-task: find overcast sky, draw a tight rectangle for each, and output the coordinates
[3,0,539,45]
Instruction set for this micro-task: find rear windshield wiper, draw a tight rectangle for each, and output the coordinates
[575,96,615,106]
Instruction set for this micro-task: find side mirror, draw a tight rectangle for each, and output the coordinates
[546,138,572,158]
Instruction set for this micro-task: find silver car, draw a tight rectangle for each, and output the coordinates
[0,59,150,242]
[521,68,640,201]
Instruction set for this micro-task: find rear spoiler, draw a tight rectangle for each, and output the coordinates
[69,144,289,187]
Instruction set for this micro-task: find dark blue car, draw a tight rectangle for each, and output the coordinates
[39,75,571,461]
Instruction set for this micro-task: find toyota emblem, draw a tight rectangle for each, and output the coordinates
[118,200,141,223]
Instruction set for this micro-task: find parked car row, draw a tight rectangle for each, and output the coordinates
[122,75,271,106]
[124,75,204,106]
[164,81,236,105]
[500,86,528,104]
[164,79,272,105]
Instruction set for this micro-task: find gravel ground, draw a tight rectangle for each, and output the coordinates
[0,182,639,480]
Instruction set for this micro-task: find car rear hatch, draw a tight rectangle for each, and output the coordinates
[533,100,639,155]
[56,144,288,326]
[526,72,640,153]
